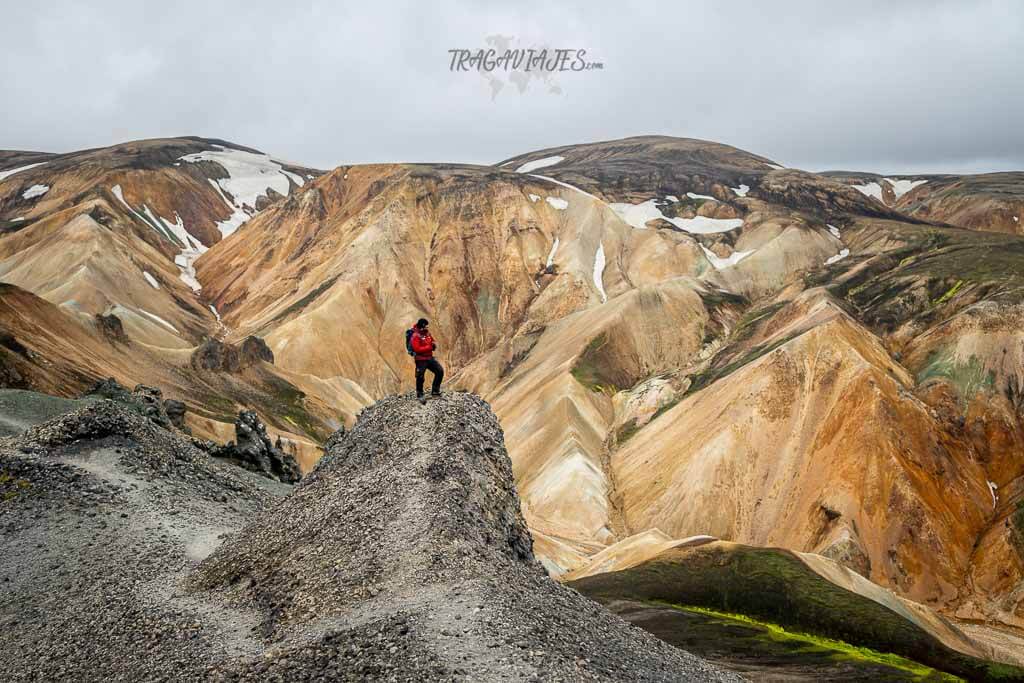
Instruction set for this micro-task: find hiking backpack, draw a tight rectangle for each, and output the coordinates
[405,327,415,356]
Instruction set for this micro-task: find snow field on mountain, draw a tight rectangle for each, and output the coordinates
[22,184,49,199]
[0,162,47,181]
[515,155,564,173]
[700,244,753,269]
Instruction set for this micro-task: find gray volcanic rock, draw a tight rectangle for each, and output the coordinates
[81,376,133,403]
[131,383,172,429]
[211,410,301,484]
[94,312,129,346]
[190,337,274,373]
[163,398,189,432]
[81,378,181,431]
[189,392,737,681]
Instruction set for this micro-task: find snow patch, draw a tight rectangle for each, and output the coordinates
[209,305,221,322]
[204,179,250,237]
[666,195,678,202]
[884,178,927,199]
[731,184,750,197]
[766,163,784,170]
[0,162,47,181]
[700,244,753,269]
[528,193,541,202]
[151,208,208,291]
[178,145,300,236]
[686,192,716,201]
[142,271,160,289]
[112,185,207,291]
[138,309,178,333]
[827,224,841,239]
[593,243,607,303]
[546,237,560,268]
[852,181,884,202]
[10,217,25,223]
[22,184,49,200]
[529,174,602,202]
[545,196,568,210]
[1014,216,1019,223]
[677,535,718,545]
[609,200,664,230]
[826,248,850,265]
[988,481,998,509]
[609,199,743,234]
[515,156,564,174]
[671,216,744,234]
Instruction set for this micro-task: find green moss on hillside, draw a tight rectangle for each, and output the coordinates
[570,543,1024,681]
[665,604,961,681]
[570,332,623,393]
[916,350,996,407]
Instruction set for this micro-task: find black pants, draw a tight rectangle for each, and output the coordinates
[415,358,444,395]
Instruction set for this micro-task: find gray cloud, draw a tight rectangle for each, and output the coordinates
[1,0,1021,174]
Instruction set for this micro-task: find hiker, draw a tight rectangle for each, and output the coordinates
[407,318,444,401]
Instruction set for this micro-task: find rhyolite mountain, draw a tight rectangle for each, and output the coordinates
[2,134,1024,663]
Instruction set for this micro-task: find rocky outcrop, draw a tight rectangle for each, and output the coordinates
[188,392,735,680]
[190,336,274,372]
[94,313,129,346]
[0,329,28,388]
[211,409,301,483]
[80,378,189,434]
[163,399,188,432]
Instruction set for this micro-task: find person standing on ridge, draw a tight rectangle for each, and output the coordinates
[407,318,443,403]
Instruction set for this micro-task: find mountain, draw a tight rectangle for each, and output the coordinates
[823,170,1024,235]
[0,392,739,681]
[0,137,343,465]
[3,134,1024,658]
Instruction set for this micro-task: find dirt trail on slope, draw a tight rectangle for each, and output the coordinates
[0,401,291,680]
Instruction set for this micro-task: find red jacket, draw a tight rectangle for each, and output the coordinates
[411,329,436,360]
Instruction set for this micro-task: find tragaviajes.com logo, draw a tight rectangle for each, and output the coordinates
[449,35,603,100]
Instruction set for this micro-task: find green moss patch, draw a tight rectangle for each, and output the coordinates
[665,604,960,681]
[570,332,624,393]
[0,470,31,502]
[570,543,1024,681]
[916,350,996,407]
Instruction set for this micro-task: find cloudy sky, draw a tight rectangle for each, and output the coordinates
[2,1,1021,174]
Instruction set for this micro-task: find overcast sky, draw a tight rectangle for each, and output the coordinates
[2,1,1021,174]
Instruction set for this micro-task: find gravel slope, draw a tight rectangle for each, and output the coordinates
[0,388,99,436]
[0,401,290,681]
[191,392,739,681]
[1,394,739,681]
